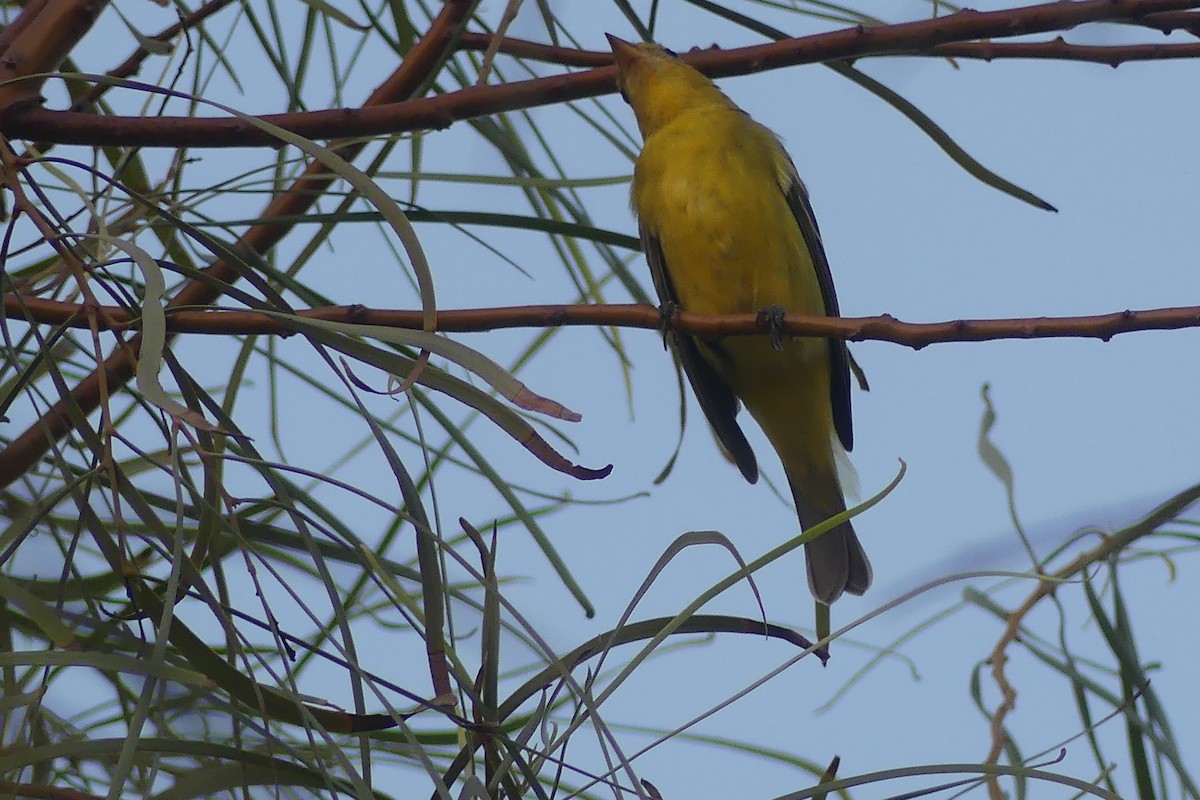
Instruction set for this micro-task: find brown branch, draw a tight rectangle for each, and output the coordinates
[456,32,610,67]
[7,295,1200,347]
[0,0,51,58]
[0,0,107,116]
[0,779,105,800]
[933,37,1200,64]
[0,0,483,492]
[3,0,1199,147]
[1141,9,1200,35]
[458,30,1200,68]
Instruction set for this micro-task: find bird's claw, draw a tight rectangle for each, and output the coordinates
[757,305,788,351]
[657,301,681,350]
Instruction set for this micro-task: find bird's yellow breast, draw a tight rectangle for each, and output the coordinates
[632,108,826,320]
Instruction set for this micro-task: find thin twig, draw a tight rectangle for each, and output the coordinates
[983,482,1200,799]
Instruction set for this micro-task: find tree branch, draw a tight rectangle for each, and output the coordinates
[1140,9,1200,34]
[6,295,1198,348]
[0,0,484,492]
[933,37,1200,65]
[0,0,106,116]
[3,0,1198,147]
[456,31,1200,68]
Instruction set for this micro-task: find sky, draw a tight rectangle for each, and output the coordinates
[14,1,1200,799]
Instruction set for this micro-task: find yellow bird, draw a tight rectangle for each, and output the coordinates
[608,35,871,604]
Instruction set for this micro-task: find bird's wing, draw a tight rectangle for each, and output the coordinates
[781,169,854,453]
[641,225,759,484]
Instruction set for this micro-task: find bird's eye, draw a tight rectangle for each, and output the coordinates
[661,47,678,58]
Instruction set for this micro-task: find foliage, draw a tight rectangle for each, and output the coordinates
[1,2,1198,799]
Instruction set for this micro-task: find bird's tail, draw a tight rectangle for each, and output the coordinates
[790,479,872,604]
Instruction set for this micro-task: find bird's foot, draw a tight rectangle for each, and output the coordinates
[657,301,681,350]
[756,305,788,351]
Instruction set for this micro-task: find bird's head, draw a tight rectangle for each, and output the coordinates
[606,34,730,137]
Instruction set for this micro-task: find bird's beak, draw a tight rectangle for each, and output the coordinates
[606,33,638,72]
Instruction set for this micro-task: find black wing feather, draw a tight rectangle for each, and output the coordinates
[782,173,854,453]
[640,226,759,483]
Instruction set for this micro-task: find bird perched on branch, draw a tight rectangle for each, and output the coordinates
[608,34,871,606]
